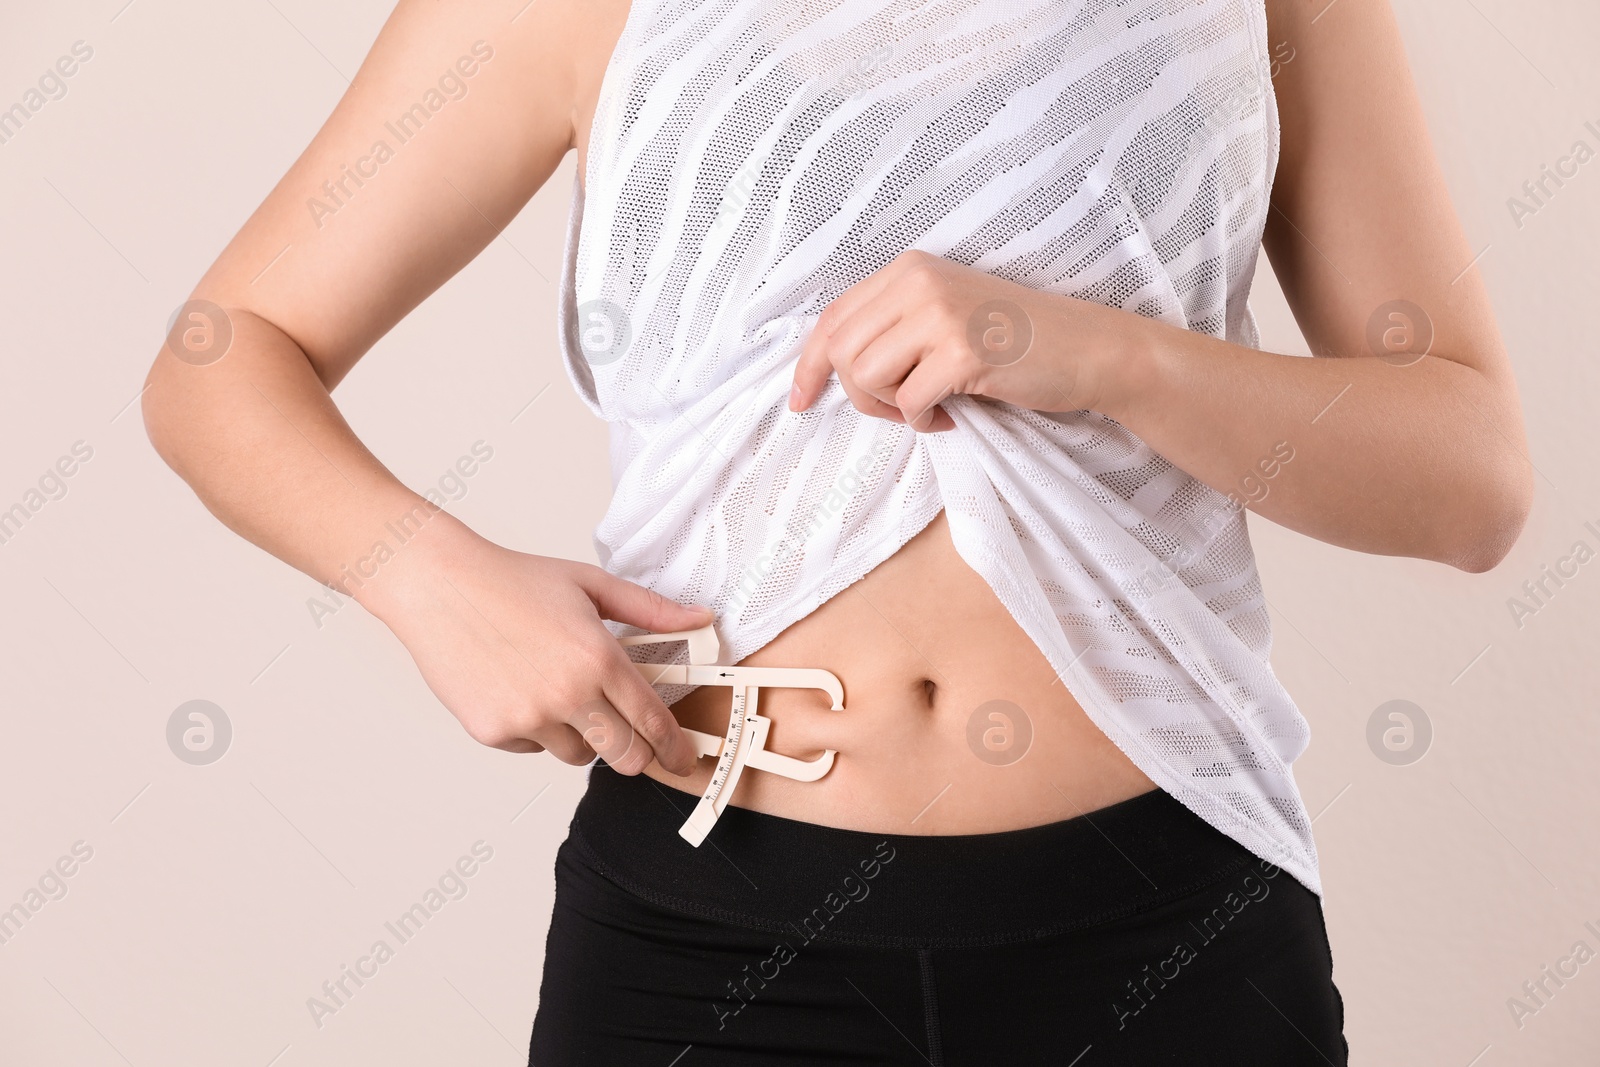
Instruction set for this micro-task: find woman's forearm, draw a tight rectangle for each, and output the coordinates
[142,306,469,613]
[791,250,1532,574]
[1098,313,1533,572]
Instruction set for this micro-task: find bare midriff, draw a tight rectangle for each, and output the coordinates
[643,510,1158,833]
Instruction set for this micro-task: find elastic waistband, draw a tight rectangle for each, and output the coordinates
[567,763,1268,949]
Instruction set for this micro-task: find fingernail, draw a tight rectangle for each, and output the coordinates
[788,383,802,410]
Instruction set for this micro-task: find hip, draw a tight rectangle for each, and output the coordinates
[529,761,1347,1065]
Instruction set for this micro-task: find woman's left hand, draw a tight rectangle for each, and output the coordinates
[788,249,1142,431]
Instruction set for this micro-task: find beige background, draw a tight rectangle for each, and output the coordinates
[1,1,1596,1063]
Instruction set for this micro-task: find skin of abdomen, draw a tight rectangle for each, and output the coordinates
[643,510,1157,833]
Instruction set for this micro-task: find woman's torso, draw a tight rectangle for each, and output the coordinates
[568,0,1161,834]
[561,0,1316,887]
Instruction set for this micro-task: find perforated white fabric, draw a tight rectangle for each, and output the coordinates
[556,0,1319,893]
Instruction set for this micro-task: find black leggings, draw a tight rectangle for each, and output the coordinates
[529,763,1347,1065]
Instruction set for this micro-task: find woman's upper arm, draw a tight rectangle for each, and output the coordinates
[1260,0,1514,386]
[188,0,586,388]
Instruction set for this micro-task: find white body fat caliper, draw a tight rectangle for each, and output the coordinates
[617,623,845,846]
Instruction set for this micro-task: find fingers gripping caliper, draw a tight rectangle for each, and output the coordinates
[618,623,845,846]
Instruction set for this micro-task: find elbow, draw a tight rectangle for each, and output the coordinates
[1446,460,1535,574]
[140,359,173,462]
[140,353,190,478]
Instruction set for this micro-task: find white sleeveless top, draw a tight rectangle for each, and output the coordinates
[556,0,1320,894]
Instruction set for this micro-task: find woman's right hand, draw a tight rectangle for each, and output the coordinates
[358,510,709,777]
